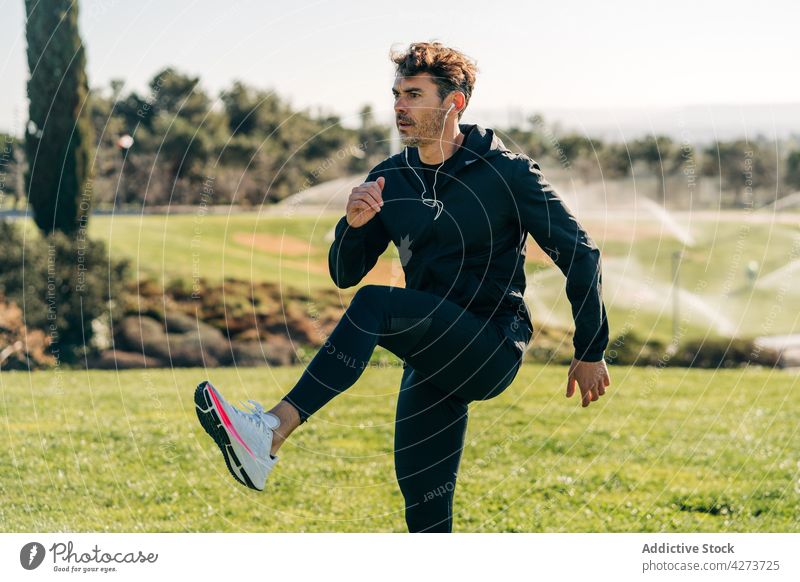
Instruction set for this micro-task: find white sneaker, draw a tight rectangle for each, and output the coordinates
[194,380,281,491]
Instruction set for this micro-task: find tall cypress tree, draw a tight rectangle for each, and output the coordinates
[24,0,94,235]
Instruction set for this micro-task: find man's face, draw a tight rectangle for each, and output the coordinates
[393,73,449,147]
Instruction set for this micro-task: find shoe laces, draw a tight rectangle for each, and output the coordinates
[235,399,275,432]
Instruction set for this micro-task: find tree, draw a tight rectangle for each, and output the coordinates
[597,142,631,179]
[137,69,220,187]
[702,140,776,207]
[356,104,390,161]
[24,0,95,235]
[114,91,155,132]
[149,67,210,122]
[785,150,800,192]
[150,115,212,180]
[221,81,272,135]
[629,135,676,202]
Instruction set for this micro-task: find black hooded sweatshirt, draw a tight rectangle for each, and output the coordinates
[328,123,609,362]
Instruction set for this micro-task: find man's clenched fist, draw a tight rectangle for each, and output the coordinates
[346,176,385,228]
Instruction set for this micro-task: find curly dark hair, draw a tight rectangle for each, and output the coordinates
[389,41,478,120]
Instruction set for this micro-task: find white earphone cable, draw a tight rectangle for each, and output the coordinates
[404,102,455,221]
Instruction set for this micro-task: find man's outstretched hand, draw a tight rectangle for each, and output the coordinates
[566,357,611,408]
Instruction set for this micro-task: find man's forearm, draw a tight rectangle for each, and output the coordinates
[328,215,390,288]
[567,249,609,361]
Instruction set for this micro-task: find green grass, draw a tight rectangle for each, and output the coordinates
[87,213,345,290]
[1,366,798,532]
[85,213,409,291]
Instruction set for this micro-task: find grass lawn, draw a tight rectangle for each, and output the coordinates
[88,213,351,291]
[1,365,798,532]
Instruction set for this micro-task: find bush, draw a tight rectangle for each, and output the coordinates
[0,220,130,364]
[604,330,781,368]
[669,337,780,368]
[601,330,666,366]
[0,299,54,370]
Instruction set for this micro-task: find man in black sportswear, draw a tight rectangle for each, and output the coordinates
[201,41,612,533]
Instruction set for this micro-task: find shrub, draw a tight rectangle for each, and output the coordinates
[669,337,781,368]
[597,330,665,366]
[0,220,130,364]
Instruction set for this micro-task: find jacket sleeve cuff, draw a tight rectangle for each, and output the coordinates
[574,349,605,362]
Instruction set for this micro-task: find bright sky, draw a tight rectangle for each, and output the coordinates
[1,0,797,134]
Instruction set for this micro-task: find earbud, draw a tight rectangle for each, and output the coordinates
[447,102,456,114]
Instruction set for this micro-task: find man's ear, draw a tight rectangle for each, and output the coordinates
[452,91,465,111]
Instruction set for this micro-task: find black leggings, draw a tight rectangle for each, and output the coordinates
[281,284,523,532]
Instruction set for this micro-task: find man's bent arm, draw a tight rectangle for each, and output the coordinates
[511,157,609,361]
[328,170,391,289]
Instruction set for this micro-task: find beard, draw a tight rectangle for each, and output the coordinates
[398,105,447,147]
